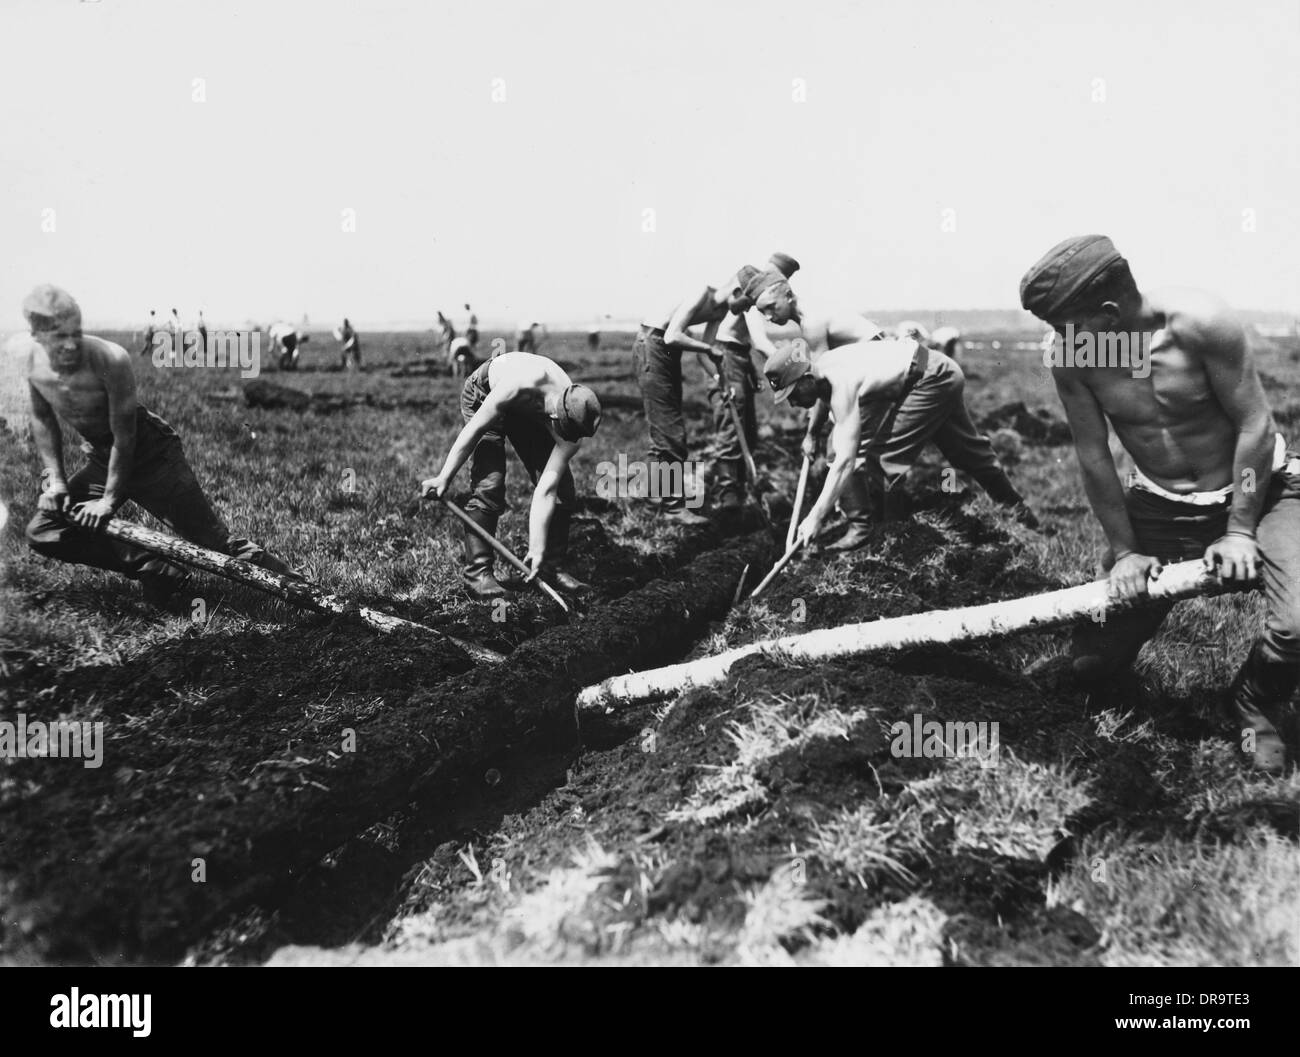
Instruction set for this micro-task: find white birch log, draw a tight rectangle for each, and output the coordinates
[102,518,504,665]
[576,558,1253,712]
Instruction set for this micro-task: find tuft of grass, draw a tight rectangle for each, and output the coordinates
[801,895,948,967]
[906,751,1093,861]
[737,861,830,962]
[667,692,868,825]
[1047,827,1300,966]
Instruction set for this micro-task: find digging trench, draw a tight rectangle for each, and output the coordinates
[6,525,778,963]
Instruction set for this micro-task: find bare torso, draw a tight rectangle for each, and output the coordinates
[1062,289,1262,492]
[20,333,128,440]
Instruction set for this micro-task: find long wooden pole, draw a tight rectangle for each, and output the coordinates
[436,497,571,613]
[785,455,811,552]
[576,558,1254,712]
[749,541,803,599]
[101,518,505,666]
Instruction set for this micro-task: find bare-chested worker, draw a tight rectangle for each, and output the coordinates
[421,351,602,599]
[16,285,297,608]
[768,332,1035,553]
[634,257,799,526]
[268,321,304,371]
[1021,234,1300,774]
[708,253,801,513]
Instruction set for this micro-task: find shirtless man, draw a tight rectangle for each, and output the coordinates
[769,332,1035,553]
[635,257,799,526]
[1021,234,1300,773]
[17,285,296,608]
[338,317,362,371]
[420,351,602,599]
[708,254,801,513]
[268,321,304,371]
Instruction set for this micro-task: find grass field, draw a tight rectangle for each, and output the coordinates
[2,326,1298,966]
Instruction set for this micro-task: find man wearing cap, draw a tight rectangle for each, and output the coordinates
[1020,234,1300,774]
[15,284,297,609]
[420,350,602,599]
[771,333,1036,553]
[635,256,799,526]
[708,254,801,513]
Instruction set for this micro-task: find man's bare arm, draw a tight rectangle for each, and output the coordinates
[525,441,578,573]
[1053,370,1158,597]
[1197,317,1273,537]
[796,392,862,547]
[99,352,139,510]
[741,308,779,360]
[28,383,66,487]
[425,391,510,494]
[664,289,717,355]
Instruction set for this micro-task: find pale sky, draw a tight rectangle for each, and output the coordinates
[1,0,1296,328]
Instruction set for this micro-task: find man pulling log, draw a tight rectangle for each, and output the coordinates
[15,284,298,610]
[769,332,1036,553]
[420,350,602,600]
[1021,234,1300,773]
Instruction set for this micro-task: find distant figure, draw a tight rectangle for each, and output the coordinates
[448,336,478,379]
[436,311,456,352]
[587,323,601,352]
[894,320,929,344]
[169,308,183,337]
[516,320,546,354]
[269,321,304,371]
[196,310,208,352]
[338,317,362,371]
[931,325,962,362]
[464,303,480,352]
[140,310,157,357]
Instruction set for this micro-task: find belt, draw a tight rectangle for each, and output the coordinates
[714,340,749,352]
[1128,433,1289,505]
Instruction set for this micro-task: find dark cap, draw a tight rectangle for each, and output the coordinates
[764,344,811,403]
[768,252,800,278]
[554,383,602,441]
[1019,236,1123,321]
[1019,235,1125,321]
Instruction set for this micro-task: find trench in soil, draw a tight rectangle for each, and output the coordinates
[207,498,1299,967]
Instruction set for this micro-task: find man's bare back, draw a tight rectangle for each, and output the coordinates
[486,351,573,417]
[820,339,919,421]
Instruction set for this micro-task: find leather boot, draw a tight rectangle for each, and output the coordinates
[138,564,193,613]
[1226,643,1296,774]
[461,508,508,600]
[825,470,874,551]
[545,507,591,593]
[974,468,1039,528]
[661,499,712,527]
[712,458,746,513]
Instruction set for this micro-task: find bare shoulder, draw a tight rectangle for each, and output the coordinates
[83,335,133,376]
[1151,287,1245,354]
